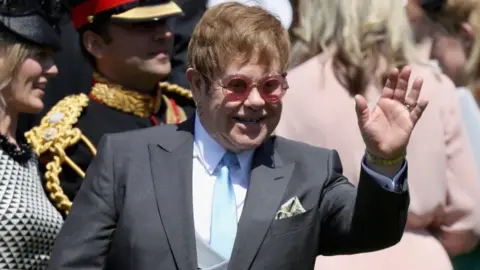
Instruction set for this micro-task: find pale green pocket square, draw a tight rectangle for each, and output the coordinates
[275,196,306,220]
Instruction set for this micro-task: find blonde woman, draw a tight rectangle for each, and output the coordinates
[416,0,480,181]
[276,0,480,269]
[0,0,65,268]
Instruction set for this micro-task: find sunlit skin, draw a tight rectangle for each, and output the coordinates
[85,20,174,93]
[188,61,285,153]
[2,48,58,113]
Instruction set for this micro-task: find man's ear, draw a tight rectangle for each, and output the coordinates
[83,30,108,60]
[187,68,200,88]
[187,68,205,105]
[186,68,209,93]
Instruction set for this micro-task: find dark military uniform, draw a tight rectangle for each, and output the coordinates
[24,0,195,217]
[26,73,195,216]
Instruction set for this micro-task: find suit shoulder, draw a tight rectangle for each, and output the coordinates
[102,123,180,147]
[273,135,333,161]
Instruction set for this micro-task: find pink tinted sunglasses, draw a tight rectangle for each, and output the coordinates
[205,72,289,103]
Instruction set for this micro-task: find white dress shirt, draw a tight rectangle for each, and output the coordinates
[192,115,254,243]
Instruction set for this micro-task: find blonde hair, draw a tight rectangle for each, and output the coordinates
[290,0,419,95]
[188,2,290,79]
[0,31,34,108]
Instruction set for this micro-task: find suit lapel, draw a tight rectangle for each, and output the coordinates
[149,117,198,270]
[229,138,295,270]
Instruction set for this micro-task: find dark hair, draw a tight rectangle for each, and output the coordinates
[77,12,113,69]
[422,0,477,35]
[420,0,446,13]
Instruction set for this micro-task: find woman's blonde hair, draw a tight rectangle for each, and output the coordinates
[0,31,34,108]
[290,0,419,95]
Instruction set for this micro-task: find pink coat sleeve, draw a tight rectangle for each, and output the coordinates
[436,76,480,256]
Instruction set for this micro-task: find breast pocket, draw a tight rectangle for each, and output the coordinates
[270,208,316,236]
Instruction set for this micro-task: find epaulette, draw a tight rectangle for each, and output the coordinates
[159,81,193,100]
[159,82,195,123]
[25,93,93,215]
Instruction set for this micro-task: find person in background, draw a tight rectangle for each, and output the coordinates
[17,0,204,139]
[16,16,93,140]
[277,0,480,269]
[450,4,480,269]
[412,0,480,177]
[407,0,476,86]
[47,2,428,269]
[24,0,195,218]
[409,2,480,267]
[0,0,66,268]
[460,0,480,169]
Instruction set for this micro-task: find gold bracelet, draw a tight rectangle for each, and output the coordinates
[365,150,405,166]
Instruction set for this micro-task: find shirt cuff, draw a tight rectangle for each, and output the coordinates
[361,156,407,191]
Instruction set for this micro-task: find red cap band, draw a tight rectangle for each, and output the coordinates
[71,0,136,28]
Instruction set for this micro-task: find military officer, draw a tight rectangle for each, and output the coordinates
[25,0,195,217]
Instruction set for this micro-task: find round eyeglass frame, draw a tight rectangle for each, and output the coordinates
[205,72,289,104]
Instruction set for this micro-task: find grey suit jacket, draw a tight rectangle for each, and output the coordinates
[48,116,409,270]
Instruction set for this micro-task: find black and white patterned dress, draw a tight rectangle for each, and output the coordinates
[0,142,64,269]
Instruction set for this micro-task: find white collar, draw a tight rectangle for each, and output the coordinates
[193,113,254,174]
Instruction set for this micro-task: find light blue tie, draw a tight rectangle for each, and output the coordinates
[210,151,239,259]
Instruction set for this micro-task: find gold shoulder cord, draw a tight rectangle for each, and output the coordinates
[26,82,193,216]
[159,81,193,123]
[25,94,92,215]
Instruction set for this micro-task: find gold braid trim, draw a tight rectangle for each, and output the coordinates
[25,94,91,215]
[91,73,192,122]
[91,78,161,118]
[159,81,193,99]
[160,81,192,123]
